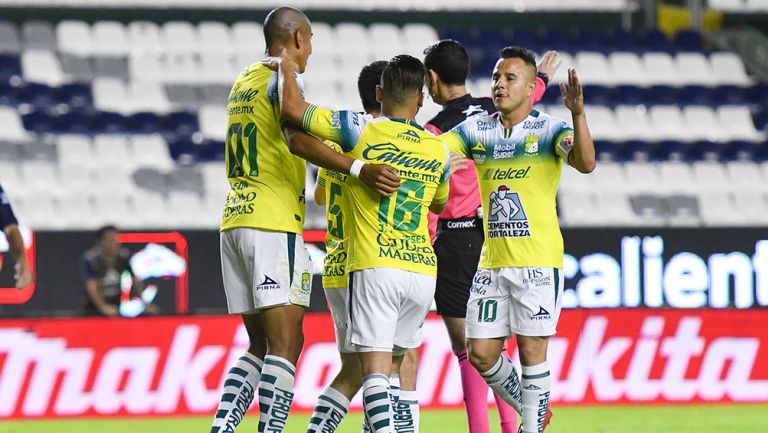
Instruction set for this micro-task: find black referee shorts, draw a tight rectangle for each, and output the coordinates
[434,217,483,318]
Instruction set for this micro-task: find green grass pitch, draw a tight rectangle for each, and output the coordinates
[2,405,766,433]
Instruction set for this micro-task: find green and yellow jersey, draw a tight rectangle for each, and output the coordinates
[220,63,307,234]
[302,105,450,277]
[442,110,574,269]
[317,141,350,289]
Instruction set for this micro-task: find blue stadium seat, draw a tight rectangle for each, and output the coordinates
[18,82,55,109]
[752,107,768,132]
[711,85,745,106]
[167,136,196,161]
[594,140,624,162]
[687,140,724,161]
[0,54,21,80]
[654,140,690,161]
[0,81,20,106]
[673,30,704,52]
[678,85,712,106]
[92,111,126,134]
[502,28,535,51]
[56,83,92,108]
[606,28,637,52]
[641,30,671,53]
[164,111,199,136]
[195,139,225,161]
[720,140,759,161]
[537,28,570,52]
[623,140,657,162]
[21,110,56,134]
[573,29,604,52]
[125,112,163,134]
[56,110,91,134]
[614,85,644,106]
[583,85,611,106]
[645,85,679,105]
[745,83,768,105]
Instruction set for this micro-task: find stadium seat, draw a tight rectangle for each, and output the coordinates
[0,54,21,81]
[608,52,647,86]
[200,51,237,85]
[56,110,92,134]
[129,80,171,113]
[0,21,21,54]
[93,77,129,113]
[21,49,65,86]
[676,53,717,86]
[643,52,680,86]
[649,105,688,141]
[682,105,723,141]
[92,21,129,57]
[575,52,612,85]
[630,194,668,225]
[585,105,620,140]
[692,160,731,191]
[131,134,174,170]
[94,134,134,169]
[673,30,704,52]
[402,23,439,57]
[641,29,672,52]
[22,21,56,51]
[232,21,265,60]
[59,162,94,194]
[56,83,92,108]
[60,53,94,82]
[164,53,201,85]
[93,192,133,227]
[710,52,751,86]
[129,53,164,83]
[127,21,163,57]
[167,191,208,227]
[369,23,405,62]
[595,191,639,226]
[717,106,764,141]
[197,21,233,55]
[665,194,701,226]
[335,23,371,60]
[726,160,768,193]
[557,191,599,227]
[658,162,696,193]
[162,21,199,55]
[732,190,768,225]
[57,20,93,57]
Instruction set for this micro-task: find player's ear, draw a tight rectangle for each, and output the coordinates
[428,69,439,86]
[417,91,424,108]
[375,85,383,103]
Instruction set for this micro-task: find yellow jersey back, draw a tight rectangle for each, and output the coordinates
[302,105,450,276]
[220,63,307,234]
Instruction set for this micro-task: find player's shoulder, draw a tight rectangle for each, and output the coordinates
[530,109,571,132]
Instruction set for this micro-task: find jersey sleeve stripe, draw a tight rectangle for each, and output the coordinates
[302,104,318,131]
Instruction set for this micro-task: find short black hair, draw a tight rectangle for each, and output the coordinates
[423,39,469,86]
[499,46,537,72]
[263,7,309,47]
[380,55,426,106]
[97,225,118,241]
[357,60,387,113]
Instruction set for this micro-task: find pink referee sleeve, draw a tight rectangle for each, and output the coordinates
[531,76,546,105]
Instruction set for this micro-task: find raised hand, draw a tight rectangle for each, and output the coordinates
[537,50,562,80]
[560,68,584,116]
[360,164,401,196]
[449,152,470,174]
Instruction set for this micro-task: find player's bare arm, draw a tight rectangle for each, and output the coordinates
[536,50,561,80]
[3,224,31,289]
[560,68,596,174]
[281,123,400,196]
[314,182,326,205]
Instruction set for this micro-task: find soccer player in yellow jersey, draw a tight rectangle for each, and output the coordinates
[441,47,595,433]
[308,61,423,433]
[277,54,450,433]
[212,7,400,433]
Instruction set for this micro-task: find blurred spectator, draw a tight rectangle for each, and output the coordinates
[81,225,157,316]
[0,183,32,289]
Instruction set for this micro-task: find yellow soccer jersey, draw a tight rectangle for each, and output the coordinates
[220,63,307,234]
[302,104,450,277]
[317,141,350,289]
[442,110,574,269]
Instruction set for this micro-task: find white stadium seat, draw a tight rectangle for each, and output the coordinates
[57,135,94,169]
[615,105,656,141]
[197,21,233,55]
[608,52,648,86]
[709,52,750,86]
[232,21,266,60]
[92,21,129,57]
[127,21,163,57]
[643,52,680,86]
[369,23,404,61]
[649,105,689,141]
[716,106,764,141]
[57,20,93,57]
[131,135,175,171]
[129,53,164,83]
[198,105,227,141]
[575,52,612,85]
[0,107,29,142]
[402,23,439,57]
[676,53,717,86]
[92,77,129,113]
[21,49,65,86]
[162,21,199,55]
[682,106,724,142]
[658,162,697,194]
[129,80,171,113]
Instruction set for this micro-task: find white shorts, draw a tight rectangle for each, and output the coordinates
[220,228,312,314]
[466,267,564,338]
[324,286,354,353]
[348,268,435,352]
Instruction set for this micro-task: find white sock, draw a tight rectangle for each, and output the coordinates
[389,374,401,406]
[210,351,262,433]
[306,385,350,433]
[521,362,550,433]
[258,355,296,433]
[479,356,522,415]
[362,374,394,433]
[393,390,419,433]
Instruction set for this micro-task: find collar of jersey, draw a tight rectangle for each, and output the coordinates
[378,116,425,131]
[493,109,540,130]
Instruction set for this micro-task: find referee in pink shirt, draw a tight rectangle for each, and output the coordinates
[423,40,560,433]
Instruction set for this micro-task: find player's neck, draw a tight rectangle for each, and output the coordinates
[381,104,417,121]
[440,84,468,105]
[499,106,532,128]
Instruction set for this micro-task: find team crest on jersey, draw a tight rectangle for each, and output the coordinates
[487,185,530,239]
[524,134,539,154]
[300,272,311,295]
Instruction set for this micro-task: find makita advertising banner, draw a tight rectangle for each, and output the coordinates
[0,309,766,419]
[1,228,767,317]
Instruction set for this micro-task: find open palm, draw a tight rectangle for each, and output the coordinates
[560,68,584,116]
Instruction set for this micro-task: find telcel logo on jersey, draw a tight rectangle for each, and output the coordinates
[483,166,530,180]
[362,143,442,173]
